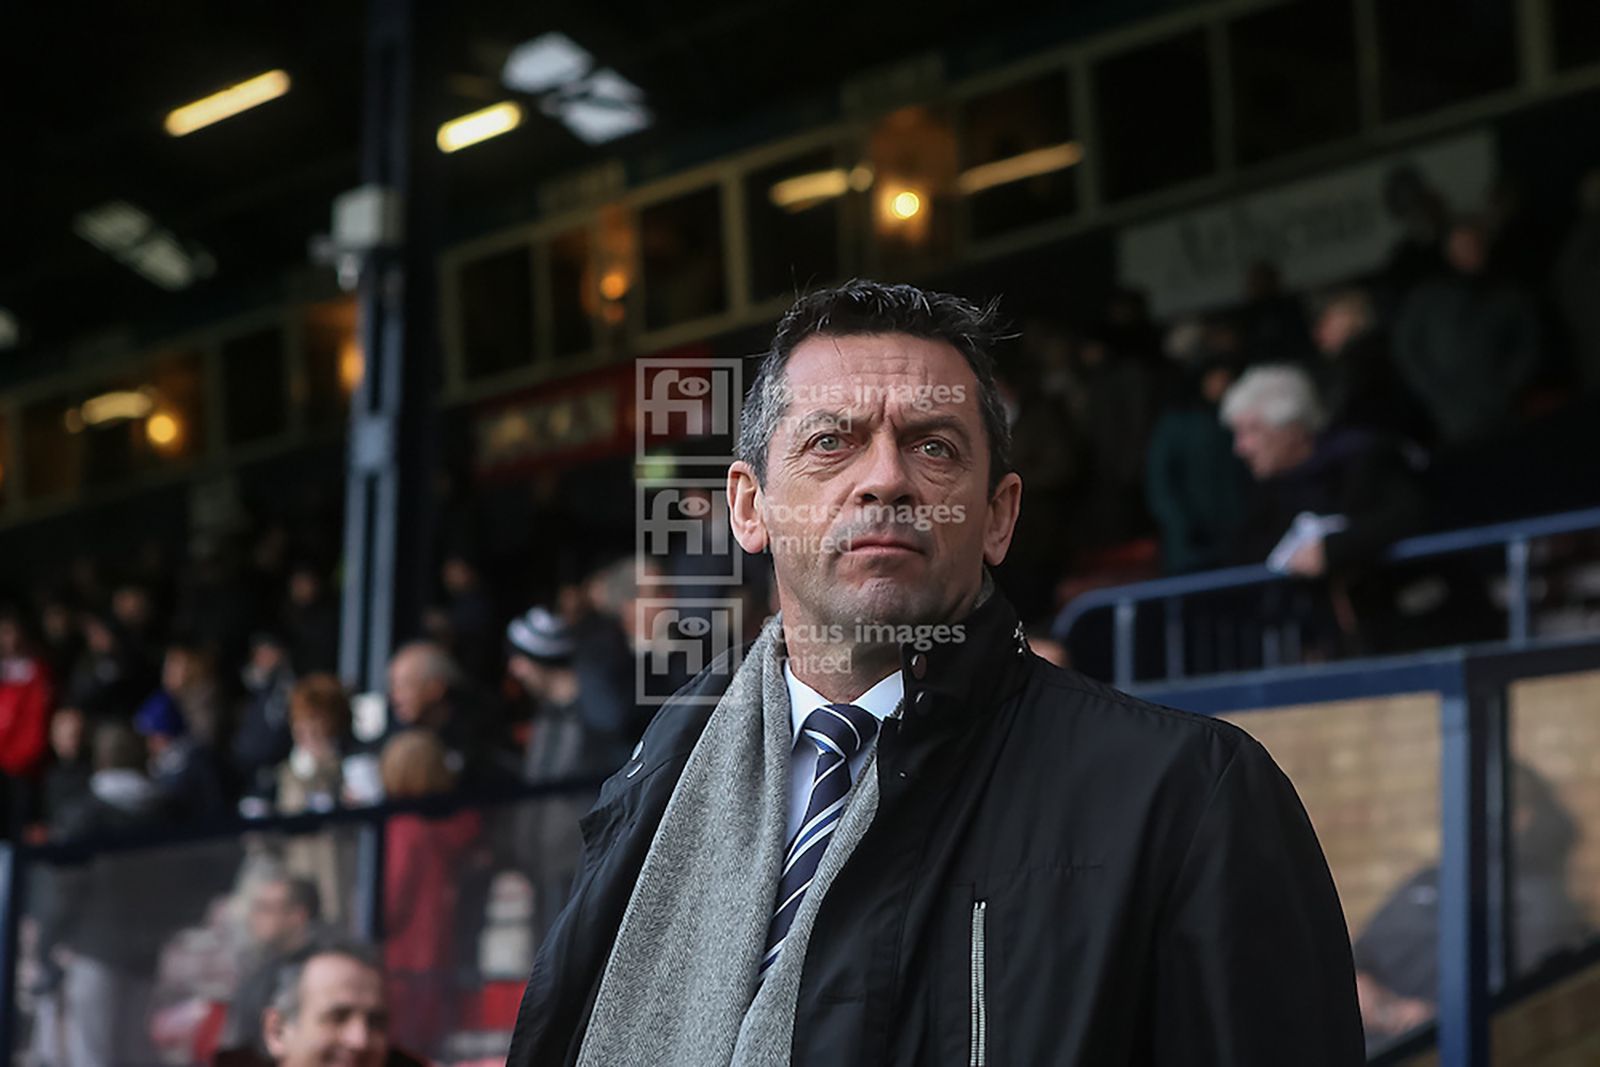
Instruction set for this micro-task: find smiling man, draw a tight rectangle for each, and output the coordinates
[507,280,1363,1066]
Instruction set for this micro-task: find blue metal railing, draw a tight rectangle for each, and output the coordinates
[1139,636,1600,1067]
[1051,506,1600,688]
[0,775,604,1060]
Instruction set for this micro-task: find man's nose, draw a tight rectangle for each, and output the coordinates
[853,432,914,504]
[341,1016,377,1049]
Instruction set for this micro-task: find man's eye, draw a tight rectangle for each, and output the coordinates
[812,433,843,452]
[918,439,952,458]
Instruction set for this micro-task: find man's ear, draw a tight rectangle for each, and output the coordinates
[726,461,769,555]
[982,471,1024,567]
[263,1008,289,1058]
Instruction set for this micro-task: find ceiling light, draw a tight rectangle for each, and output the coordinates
[73,202,214,290]
[502,33,594,94]
[0,309,18,350]
[146,412,181,448]
[889,190,922,220]
[437,102,524,153]
[545,69,652,145]
[957,142,1084,195]
[770,169,851,212]
[165,70,291,137]
[79,389,156,427]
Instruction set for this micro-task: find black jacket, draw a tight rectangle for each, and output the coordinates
[508,590,1363,1066]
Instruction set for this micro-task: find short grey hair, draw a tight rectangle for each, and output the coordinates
[1220,364,1327,433]
[736,280,1014,492]
[268,939,383,1023]
[392,639,459,688]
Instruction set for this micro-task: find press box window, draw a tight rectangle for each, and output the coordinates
[1376,0,1517,121]
[1094,31,1215,202]
[959,72,1078,242]
[220,326,289,446]
[549,227,595,356]
[1228,1,1360,166]
[1551,0,1600,72]
[458,244,535,381]
[641,187,728,331]
[745,148,845,304]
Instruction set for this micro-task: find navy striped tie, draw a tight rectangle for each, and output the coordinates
[759,702,879,978]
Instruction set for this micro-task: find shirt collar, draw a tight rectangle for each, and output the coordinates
[784,661,903,741]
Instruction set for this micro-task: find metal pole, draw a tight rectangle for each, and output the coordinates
[1437,677,1491,1067]
[0,843,23,1061]
[1163,597,1185,682]
[1113,599,1136,689]
[1506,537,1531,646]
[354,817,387,943]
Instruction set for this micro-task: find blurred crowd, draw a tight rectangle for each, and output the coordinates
[1004,165,1600,661]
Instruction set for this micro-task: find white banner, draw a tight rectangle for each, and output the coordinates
[1118,131,1496,319]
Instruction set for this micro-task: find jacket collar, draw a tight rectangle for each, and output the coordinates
[894,569,1028,729]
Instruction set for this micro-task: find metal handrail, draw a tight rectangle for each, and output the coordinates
[1051,505,1600,688]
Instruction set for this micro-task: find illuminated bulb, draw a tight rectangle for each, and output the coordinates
[165,71,291,137]
[600,269,629,301]
[889,190,922,220]
[338,337,364,394]
[146,412,180,447]
[437,102,523,153]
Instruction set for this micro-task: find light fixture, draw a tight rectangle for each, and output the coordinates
[889,190,922,220]
[80,389,157,427]
[544,69,652,145]
[769,164,875,213]
[165,70,291,137]
[0,308,18,350]
[146,412,181,448]
[73,202,214,290]
[502,33,594,94]
[338,337,365,394]
[956,142,1084,196]
[599,269,630,301]
[437,102,524,153]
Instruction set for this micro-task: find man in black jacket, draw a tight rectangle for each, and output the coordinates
[508,281,1363,1066]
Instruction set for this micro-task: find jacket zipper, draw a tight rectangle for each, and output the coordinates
[970,899,988,1067]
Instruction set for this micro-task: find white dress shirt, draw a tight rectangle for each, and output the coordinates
[782,663,904,845]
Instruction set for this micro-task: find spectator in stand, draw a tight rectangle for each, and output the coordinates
[1394,217,1544,445]
[1240,260,1312,365]
[34,722,188,1067]
[40,705,92,827]
[134,688,228,825]
[379,730,483,1059]
[1309,287,1429,444]
[1065,326,1158,551]
[234,631,297,804]
[110,581,166,681]
[1223,365,1425,578]
[277,675,354,922]
[385,640,507,784]
[219,875,324,1058]
[283,563,340,676]
[258,941,416,1067]
[439,552,498,685]
[66,610,151,719]
[1222,365,1428,655]
[162,640,226,749]
[507,606,633,785]
[35,592,82,686]
[0,609,55,836]
[1145,355,1251,574]
[1554,168,1600,393]
[1354,764,1590,1050]
[1376,166,1448,313]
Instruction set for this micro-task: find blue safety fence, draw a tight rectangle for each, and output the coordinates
[1138,636,1600,1067]
[1052,506,1600,689]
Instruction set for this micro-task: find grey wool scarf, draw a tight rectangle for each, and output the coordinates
[576,613,884,1067]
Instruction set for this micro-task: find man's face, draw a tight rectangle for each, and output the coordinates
[387,651,441,725]
[263,954,388,1067]
[729,333,1021,635]
[1230,412,1313,480]
[248,880,308,951]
